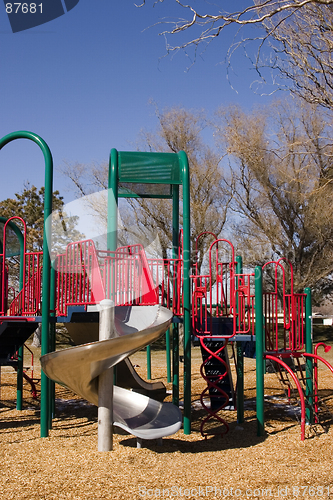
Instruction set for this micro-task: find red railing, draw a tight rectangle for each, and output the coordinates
[55,239,106,316]
[262,259,306,353]
[103,244,158,306]
[148,258,183,315]
[192,238,237,337]
[8,252,43,316]
[192,274,211,335]
[55,241,164,315]
[0,262,8,315]
[234,272,255,335]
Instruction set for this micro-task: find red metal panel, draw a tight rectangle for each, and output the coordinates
[8,251,43,316]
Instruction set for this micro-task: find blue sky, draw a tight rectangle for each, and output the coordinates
[0,1,276,204]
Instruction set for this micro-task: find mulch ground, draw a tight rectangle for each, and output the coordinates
[1,355,333,500]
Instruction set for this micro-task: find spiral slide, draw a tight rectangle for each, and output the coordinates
[41,305,182,440]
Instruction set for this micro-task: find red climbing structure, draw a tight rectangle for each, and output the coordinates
[191,237,333,439]
[192,236,238,438]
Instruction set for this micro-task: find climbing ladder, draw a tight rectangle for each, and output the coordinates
[192,237,238,438]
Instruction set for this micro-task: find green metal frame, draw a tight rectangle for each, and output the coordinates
[107,149,192,433]
[305,287,313,424]
[0,131,53,438]
[255,266,265,437]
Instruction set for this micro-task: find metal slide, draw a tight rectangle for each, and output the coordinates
[41,305,182,440]
[63,309,167,401]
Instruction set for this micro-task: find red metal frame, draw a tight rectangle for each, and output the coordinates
[147,257,183,315]
[55,239,106,316]
[103,244,158,306]
[233,272,255,335]
[9,252,43,316]
[55,240,164,315]
[305,346,333,423]
[192,238,237,337]
[265,353,306,440]
[199,337,231,438]
[262,259,306,353]
[1,217,27,315]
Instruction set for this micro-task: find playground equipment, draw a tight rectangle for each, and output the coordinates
[41,305,182,441]
[0,131,332,445]
[192,236,333,439]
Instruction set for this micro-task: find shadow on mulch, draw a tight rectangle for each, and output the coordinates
[119,421,267,453]
[0,404,40,432]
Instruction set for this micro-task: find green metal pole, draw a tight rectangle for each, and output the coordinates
[172,185,179,407]
[107,149,118,382]
[166,328,171,383]
[172,323,179,405]
[107,148,118,254]
[305,287,313,424]
[179,151,191,434]
[16,347,23,410]
[0,132,53,438]
[255,266,265,437]
[236,255,244,424]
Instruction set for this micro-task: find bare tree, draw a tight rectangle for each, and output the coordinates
[140,1,333,107]
[258,2,333,108]
[129,106,232,270]
[216,98,333,299]
[61,106,232,271]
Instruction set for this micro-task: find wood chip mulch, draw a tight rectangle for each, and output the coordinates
[1,358,333,500]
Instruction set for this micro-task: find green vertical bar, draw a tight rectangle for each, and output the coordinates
[40,136,53,439]
[172,323,179,405]
[236,255,244,424]
[166,328,171,383]
[255,266,265,437]
[305,287,313,424]
[107,148,118,254]
[107,149,118,382]
[179,151,191,434]
[0,131,53,439]
[16,346,23,410]
[172,185,179,406]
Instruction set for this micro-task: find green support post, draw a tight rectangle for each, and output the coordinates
[305,287,313,424]
[107,150,191,433]
[236,255,244,424]
[166,329,171,383]
[172,185,179,406]
[0,132,53,438]
[107,148,118,255]
[179,152,191,434]
[107,149,119,382]
[16,347,23,410]
[255,266,265,437]
[172,323,179,405]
